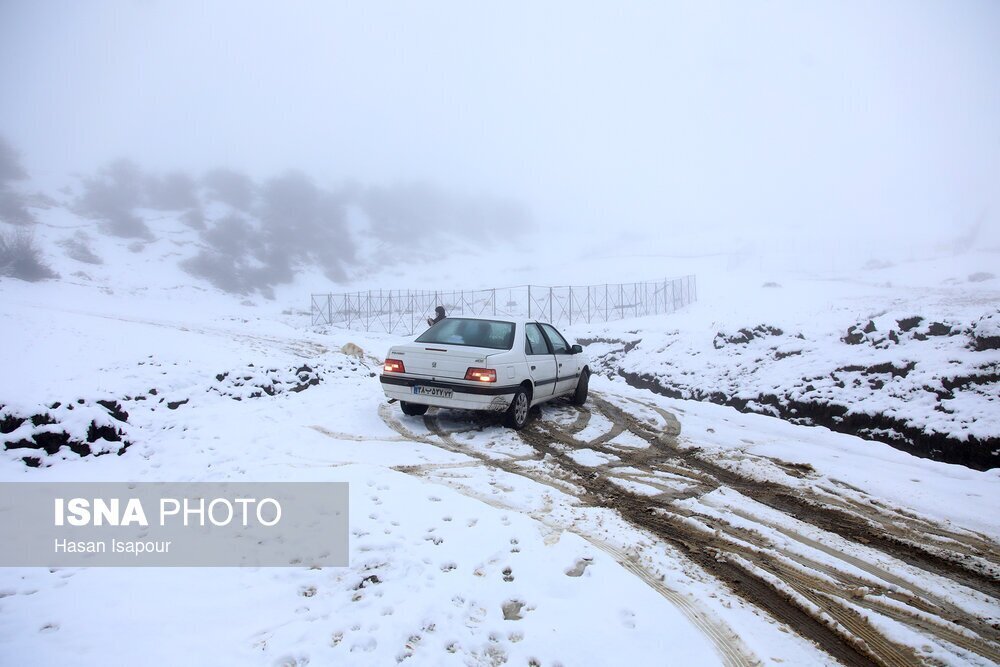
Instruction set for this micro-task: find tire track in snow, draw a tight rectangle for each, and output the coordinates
[566,395,999,664]
[375,404,759,667]
[371,391,1000,665]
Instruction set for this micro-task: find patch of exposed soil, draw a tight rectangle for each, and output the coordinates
[618,370,1000,471]
[1,399,131,466]
[207,363,324,401]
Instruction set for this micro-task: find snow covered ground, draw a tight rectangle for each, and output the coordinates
[0,284,757,666]
[2,206,1000,665]
[571,253,1000,469]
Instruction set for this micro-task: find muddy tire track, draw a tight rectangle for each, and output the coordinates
[591,395,1000,596]
[533,395,1000,665]
[514,420,891,667]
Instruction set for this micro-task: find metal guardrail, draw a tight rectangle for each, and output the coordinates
[311,275,696,335]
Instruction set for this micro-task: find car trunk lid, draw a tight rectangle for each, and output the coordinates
[388,344,497,380]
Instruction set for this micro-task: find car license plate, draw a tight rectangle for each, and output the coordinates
[413,386,453,398]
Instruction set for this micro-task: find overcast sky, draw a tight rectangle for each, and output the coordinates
[2,1,999,256]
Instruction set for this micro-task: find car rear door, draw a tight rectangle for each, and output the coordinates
[524,322,557,400]
[540,323,580,394]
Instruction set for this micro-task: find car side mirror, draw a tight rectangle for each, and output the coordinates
[571,344,583,355]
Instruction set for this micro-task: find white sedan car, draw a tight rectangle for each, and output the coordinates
[380,316,590,429]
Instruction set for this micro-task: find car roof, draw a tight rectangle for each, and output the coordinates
[440,314,563,328]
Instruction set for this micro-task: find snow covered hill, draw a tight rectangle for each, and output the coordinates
[0,151,532,302]
[4,170,999,472]
[570,254,1000,469]
[2,255,999,665]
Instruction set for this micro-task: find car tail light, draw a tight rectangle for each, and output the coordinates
[384,359,405,373]
[464,367,496,383]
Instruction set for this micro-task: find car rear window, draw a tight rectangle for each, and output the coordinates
[416,318,516,350]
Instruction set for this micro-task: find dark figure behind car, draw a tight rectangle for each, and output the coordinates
[427,306,446,327]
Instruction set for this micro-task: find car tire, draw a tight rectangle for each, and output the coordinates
[400,401,429,416]
[504,386,531,430]
[571,369,590,406]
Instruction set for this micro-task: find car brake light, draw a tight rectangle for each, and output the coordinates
[464,367,496,383]
[384,359,405,373]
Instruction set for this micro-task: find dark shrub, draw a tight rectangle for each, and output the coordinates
[0,228,58,281]
[77,159,152,239]
[203,168,256,210]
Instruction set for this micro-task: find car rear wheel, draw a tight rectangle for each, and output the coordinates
[571,369,590,406]
[504,387,531,430]
[400,401,429,416]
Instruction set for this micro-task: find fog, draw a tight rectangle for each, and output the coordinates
[2,1,999,269]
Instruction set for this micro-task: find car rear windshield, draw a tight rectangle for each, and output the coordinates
[416,318,516,350]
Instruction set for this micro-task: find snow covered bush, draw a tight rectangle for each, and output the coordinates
[143,171,198,210]
[0,228,58,281]
[76,159,154,239]
[968,271,995,283]
[0,136,27,182]
[58,231,103,265]
[0,189,35,226]
[202,168,256,210]
[0,136,36,226]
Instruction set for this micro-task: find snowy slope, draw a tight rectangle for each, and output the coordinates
[0,281,765,666]
[2,190,1000,665]
[7,187,1000,469]
[2,276,998,664]
[569,253,1000,469]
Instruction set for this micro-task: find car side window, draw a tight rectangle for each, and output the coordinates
[524,323,551,356]
[540,324,570,355]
